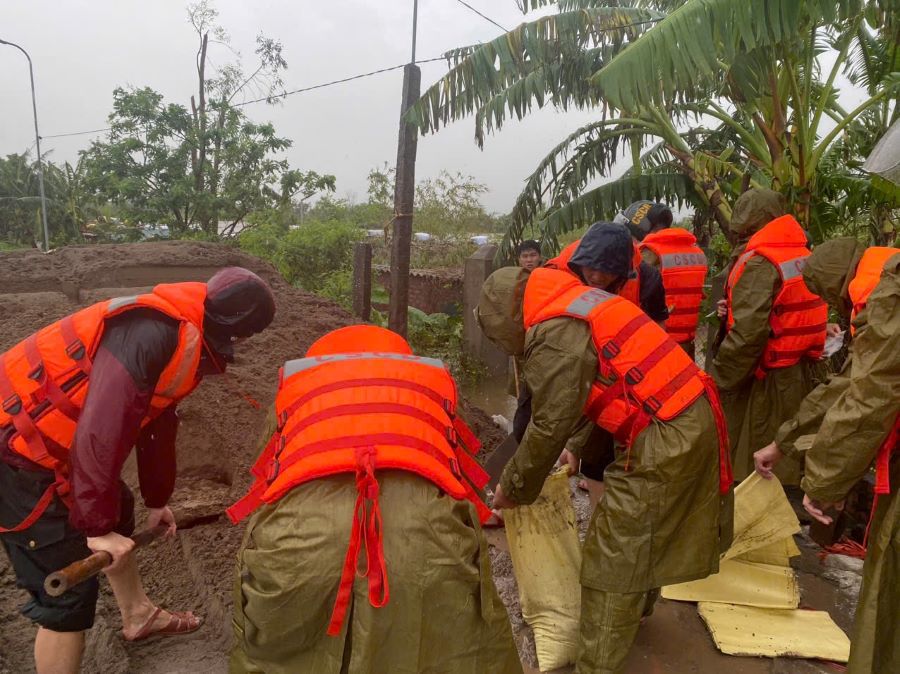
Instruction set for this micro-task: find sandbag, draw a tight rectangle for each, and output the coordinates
[476,266,530,357]
[505,470,581,671]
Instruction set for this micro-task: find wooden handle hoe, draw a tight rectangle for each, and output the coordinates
[44,525,168,597]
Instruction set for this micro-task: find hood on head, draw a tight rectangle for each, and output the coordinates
[476,266,530,356]
[802,238,865,318]
[568,222,633,280]
[204,267,276,361]
[730,189,786,239]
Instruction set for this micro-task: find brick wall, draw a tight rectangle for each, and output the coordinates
[372,264,463,315]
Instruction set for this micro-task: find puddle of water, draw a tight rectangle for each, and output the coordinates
[461,374,518,423]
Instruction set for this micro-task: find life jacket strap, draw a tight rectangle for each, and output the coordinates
[326,445,388,637]
[24,335,81,421]
[874,424,898,496]
[0,471,69,533]
[0,355,52,464]
[699,373,733,494]
[59,316,92,376]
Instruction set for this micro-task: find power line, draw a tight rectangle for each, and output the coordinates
[233,56,447,107]
[38,16,662,140]
[40,127,111,140]
[453,0,508,32]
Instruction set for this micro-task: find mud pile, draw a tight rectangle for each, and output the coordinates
[0,241,506,674]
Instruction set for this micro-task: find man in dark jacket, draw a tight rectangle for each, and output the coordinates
[0,268,275,674]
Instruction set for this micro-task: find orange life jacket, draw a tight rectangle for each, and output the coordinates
[639,229,708,343]
[726,215,826,374]
[848,246,900,331]
[545,239,644,305]
[0,283,208,534]
[226,352,491,637]
[847,247,900,495]
[524,268,732,492]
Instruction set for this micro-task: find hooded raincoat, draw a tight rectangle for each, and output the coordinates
[711,190,825,483]
[480,267,729,673]
[774,242,899,674]
[230,410,521,674]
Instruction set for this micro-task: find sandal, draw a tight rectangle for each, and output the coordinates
[123,606,203,643]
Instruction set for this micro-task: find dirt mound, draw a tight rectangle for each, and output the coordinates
[0,241,511,674]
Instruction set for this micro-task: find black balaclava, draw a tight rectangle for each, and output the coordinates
[203,267,276,364]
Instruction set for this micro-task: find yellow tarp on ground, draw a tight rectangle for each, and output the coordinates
[505,470,581,672]
[662,559,799,608]
[698,603,851,663]
[722,473,801,562]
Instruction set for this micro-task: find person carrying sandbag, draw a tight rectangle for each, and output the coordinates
[227,325,521,674]
[479,233,733,673]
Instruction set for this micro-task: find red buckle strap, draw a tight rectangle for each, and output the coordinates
[283,378,454,420]
[0,480,57,533]
[280,403,455,451]
[668,306,702,316]
[773,298,826,315]
[646,362,699,413]
[874,424,898,496]
[699,374,733,494]
[0,356,51,464]
[452,417,481,456]
[775,322,827,337]
[274,433,462,485]
[59,317,92,375]
[602,314,651,359]
[625,340,679,386]
[327,446,389,637]
[664,286,705,296]
[24,335,81,421]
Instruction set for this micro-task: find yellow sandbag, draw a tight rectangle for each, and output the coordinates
[734,535,801,567]
[722,473,800,561]
[698,603,851,662]
[505,470,581,671]
[661,559,799,608]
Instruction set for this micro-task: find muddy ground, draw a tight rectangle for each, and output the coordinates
[0,242,862,673]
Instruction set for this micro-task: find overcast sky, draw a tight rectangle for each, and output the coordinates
[0,0,603,213]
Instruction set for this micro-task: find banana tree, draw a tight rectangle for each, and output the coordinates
[410,0,899,259]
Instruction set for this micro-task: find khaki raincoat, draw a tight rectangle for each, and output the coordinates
[711,189,825,483]
[775,243,899,674]
[231,413,522,674]
[498,317,726,592]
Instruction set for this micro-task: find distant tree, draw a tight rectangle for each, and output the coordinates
[81,0,332,236]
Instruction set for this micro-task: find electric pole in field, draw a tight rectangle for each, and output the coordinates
[1,38,50,252]
[388,0,420,337]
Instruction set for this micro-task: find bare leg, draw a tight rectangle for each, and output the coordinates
[34,627,84,674]
[104,551,199,639]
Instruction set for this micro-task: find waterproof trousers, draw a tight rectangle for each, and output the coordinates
[230,471,521,674]
[847,466,898,674]
[575,588,657,673]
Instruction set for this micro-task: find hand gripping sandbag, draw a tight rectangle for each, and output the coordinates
[504,469,581,671]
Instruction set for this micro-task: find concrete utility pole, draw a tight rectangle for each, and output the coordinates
[1,38,50,252]
[388,0,420,337]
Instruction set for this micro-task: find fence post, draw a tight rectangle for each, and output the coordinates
[463,244,508,375]
[352,242,372,321]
